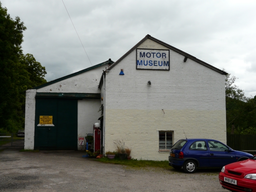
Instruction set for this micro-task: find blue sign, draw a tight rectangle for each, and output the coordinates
[136,49,170,70]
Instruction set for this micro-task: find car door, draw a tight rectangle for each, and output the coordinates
[207,140,237,167]
[187,141,210,167]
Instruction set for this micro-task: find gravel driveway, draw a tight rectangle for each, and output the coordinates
[0,148,227,192]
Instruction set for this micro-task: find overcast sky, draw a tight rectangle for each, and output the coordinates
[2,0,256,97]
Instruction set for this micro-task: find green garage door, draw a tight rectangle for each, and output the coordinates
[35,98,77,150]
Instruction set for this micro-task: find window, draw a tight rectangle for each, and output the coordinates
[208,140,229,151]
[190,141,207,151]
[172,140,187,150]
[159,131,173,150]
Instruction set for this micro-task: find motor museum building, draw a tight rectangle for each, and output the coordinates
[24,35,227,160]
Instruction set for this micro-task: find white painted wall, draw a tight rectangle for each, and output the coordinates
[38,66,105,93]
[77,99,101,143]
[101,75,107,153]
[103,39,226,160]
[24,89,36,149]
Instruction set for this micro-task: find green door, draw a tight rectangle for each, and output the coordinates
[56,99,77,149]
[35,98,77,150]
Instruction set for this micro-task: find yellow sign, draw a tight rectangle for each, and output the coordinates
[39,116,53,124]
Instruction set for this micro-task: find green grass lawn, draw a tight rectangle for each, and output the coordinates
[96,157,170,170]
[96,157,221,175]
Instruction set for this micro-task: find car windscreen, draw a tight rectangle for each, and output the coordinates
[171,140,187,150]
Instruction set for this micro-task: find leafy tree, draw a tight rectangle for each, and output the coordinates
[226,97,247,133]
[225,74,246,101]
[20,53,47,89]
[18,54,47,125]
[0,2,26,132]
[226,74,256,134]
[0,3,46,132]
[244,96,256,131]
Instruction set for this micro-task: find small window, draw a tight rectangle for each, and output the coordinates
[159,131,173,150]
[190,141,207,151]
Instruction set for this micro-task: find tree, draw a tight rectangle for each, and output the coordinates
[225,74,246,101]
[0,3,46,132]
[18,54,47,125]
[244,96,256,132]
[226,74,256,134]
[225,74,247,133]
[20,53,47,89]
[0,2,26,132]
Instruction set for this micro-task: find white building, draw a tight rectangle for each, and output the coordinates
[24,35,227,160]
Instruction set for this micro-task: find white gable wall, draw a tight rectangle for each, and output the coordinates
[38,67,104,93]
[103,40,226,160]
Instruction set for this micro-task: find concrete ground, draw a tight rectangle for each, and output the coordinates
[0,141,227,192]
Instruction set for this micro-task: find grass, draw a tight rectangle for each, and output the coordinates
[96,157,170,170]
[96,157,220,175]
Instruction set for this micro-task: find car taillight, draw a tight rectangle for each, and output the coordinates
[178,151,184,159]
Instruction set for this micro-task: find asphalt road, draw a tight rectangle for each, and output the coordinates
[0,145,227,192]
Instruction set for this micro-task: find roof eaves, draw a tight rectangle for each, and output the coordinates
[36,92,101,99]
[35,59,114,89]
[147,35,228,75]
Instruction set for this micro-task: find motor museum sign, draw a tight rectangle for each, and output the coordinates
[136,49,170,71]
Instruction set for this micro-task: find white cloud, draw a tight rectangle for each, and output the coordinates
[1,0,256,97]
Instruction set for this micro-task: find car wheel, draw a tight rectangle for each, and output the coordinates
[183,160,197,173]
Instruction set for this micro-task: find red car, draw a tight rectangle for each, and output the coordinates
[219,158,256,192]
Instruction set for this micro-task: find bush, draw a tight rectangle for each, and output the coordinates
[0,129,10,136]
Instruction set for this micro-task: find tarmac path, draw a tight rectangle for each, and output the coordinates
[0,142,227,192]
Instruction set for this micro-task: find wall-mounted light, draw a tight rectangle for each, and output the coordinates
[119,69,124,75]
[148,81,151,85]
[183,56,188,62]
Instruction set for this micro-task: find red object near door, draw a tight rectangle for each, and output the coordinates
[94,127,101,152]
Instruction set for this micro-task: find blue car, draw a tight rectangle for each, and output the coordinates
[169,138,253,173]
